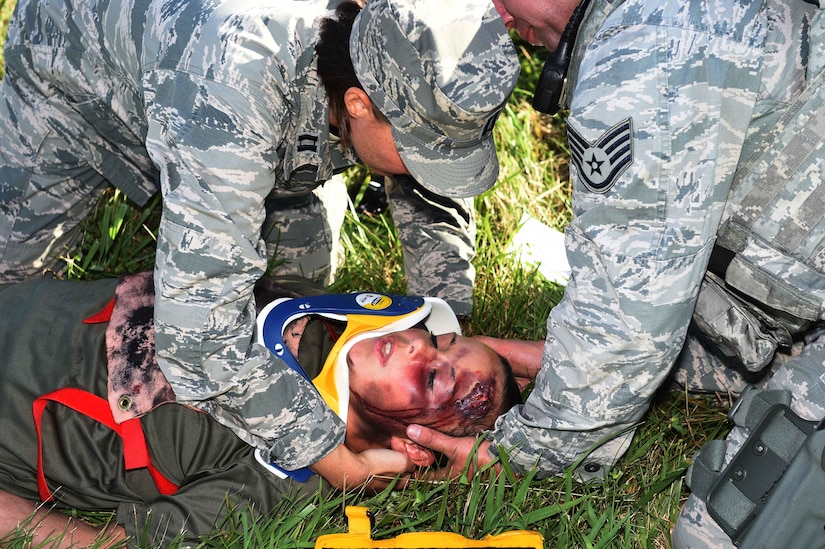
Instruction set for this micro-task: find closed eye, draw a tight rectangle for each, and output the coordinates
[427,369,436,390]
[430,332,438,349]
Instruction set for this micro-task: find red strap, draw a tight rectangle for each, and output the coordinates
[33,388,179,501]
[82,298,116,324]
[321,319,341,342]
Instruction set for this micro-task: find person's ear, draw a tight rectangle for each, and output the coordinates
[343,87,374,121]
[390,436,436,467]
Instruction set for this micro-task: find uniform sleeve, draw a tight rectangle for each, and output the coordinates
[489,4,768,478]
[143,68,344,470]
[387,175,476,317]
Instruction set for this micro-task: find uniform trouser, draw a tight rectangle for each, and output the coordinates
[0,64,112,282]
[668,325,756,395]
[387,176,476,317]
[266,175,478,315]
[262,177,348,286]
[671,327,825,547]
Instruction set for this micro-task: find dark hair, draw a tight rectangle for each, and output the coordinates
[316,1,388,148]
[497,354,524,416]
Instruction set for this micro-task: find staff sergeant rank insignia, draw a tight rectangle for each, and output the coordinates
[568,118,633,193]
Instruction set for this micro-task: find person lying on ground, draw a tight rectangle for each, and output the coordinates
[0,273,530,548]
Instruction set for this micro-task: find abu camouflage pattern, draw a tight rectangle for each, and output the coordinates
[673,328,825,547]
[0,0,352,470]
[349,0,519,198]
[262,175,476,317]
[684,5,825,376]
[668,325,754,396]
[262,180,349,286]
[386,175,476,317]
[675,8,825,544]
[0,0,484,469]
[489,0,820,486]
[711,13,825,324]
[567,118,633,194]
[0,0,355,278]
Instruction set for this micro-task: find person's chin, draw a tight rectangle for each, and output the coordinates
[538,29,560,49]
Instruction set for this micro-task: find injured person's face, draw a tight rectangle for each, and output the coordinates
[345,329,511,439]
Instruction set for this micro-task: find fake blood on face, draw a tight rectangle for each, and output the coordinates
[352,376,496,435]
[347,329,503,435]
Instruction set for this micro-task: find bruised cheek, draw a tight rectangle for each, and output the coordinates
[455,379,495,420]
[351,380,430,431]
[351,371,440,426]
[351,357,496,432]
[357,378,417,410]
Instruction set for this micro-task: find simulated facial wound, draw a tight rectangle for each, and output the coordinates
[346,330,501,435]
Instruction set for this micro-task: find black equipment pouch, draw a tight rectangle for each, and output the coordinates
[699,395,825,548]
[692,271,794,372]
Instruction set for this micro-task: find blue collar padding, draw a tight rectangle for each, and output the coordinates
[254,449,317,482]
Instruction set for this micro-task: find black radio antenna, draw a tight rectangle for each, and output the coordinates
[531,0,591,115]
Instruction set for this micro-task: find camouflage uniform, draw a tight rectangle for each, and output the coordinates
[489,0,819,489]
[386,175,476,317]
[672,326,825,547]
[0,0,517,471]
[263,174,477,316]
[0,0,352,471]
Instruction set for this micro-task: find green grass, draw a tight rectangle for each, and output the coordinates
[0,4,732,547]
[0,0,14,80]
